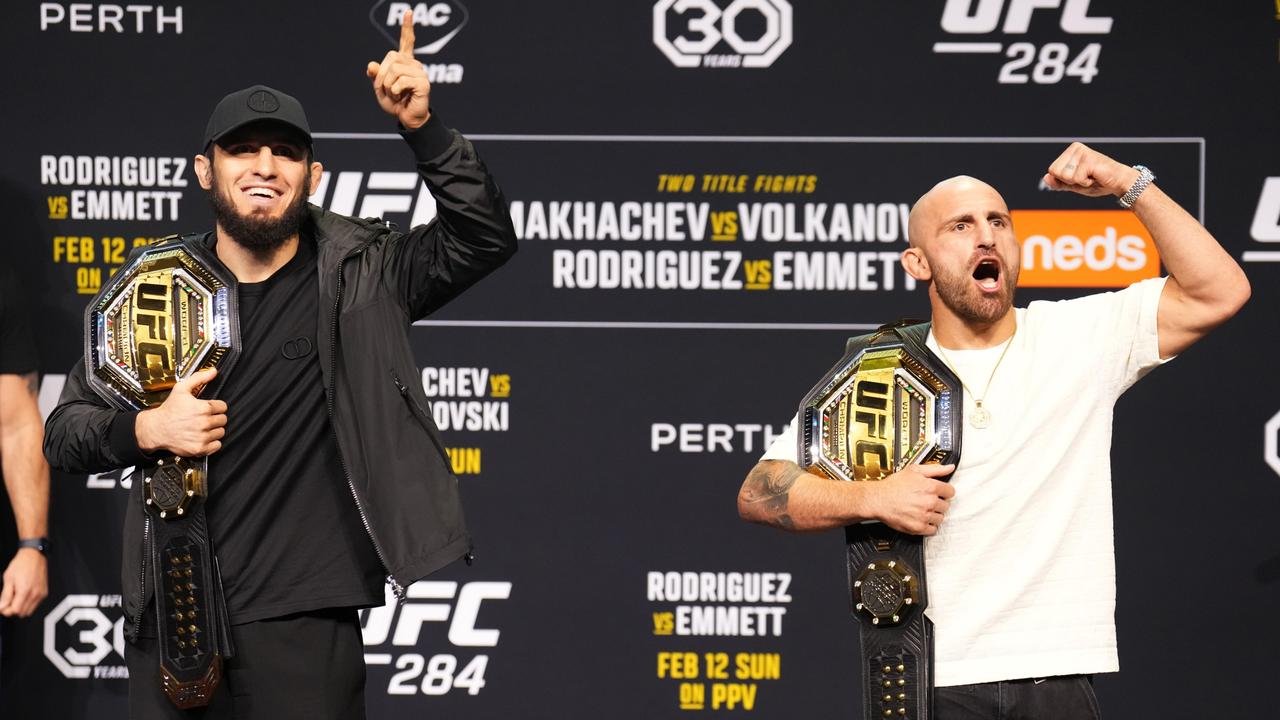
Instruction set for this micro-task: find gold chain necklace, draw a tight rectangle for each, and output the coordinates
[934,323,1017,430]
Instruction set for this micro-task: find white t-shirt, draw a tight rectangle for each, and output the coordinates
[761,277,1168,686]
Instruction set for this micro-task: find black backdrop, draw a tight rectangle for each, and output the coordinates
[1,1,1278,717]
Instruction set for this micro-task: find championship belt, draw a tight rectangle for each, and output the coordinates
[798,322,961,720]
[84,236,239,709]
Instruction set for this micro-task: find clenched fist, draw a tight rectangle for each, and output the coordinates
[1042,142,1141,199]
[135,367,228,458]
[366,10,432,130]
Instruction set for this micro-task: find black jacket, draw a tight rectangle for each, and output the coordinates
[43,116,517,638]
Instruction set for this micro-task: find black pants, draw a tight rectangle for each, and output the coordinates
[125,608,366,720]
[936,675,1101,720]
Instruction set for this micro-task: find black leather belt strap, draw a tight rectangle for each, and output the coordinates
[847,524,933,720]
[146,473,234,709]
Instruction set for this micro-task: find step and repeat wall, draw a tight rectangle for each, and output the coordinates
[1,1,1278,718]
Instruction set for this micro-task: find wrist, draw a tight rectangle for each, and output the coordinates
[135,408,160,453]
[1118,165,1156,208]
[1112,165,1142,197]
[847,480,881,525]
[401,111,431,131]
[17,537,49,555]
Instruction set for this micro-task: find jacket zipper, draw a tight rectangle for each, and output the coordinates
[391,370,452,464]
[327,240,406,602]
[130,513,151,637]
[392,371,476,569]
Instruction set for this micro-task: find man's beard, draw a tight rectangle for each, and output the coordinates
[932,252,1018,325]
[208,168,311,256]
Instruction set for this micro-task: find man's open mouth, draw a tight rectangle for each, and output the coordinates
[243,186,282,201]
[972,258,1001,292]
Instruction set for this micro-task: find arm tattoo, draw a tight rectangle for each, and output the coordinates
[22,372,38,398]
[741,461,803,530]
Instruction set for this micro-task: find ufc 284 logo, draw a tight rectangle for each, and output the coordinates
[653,0,793,69]
[361,581,510,697]
[933,0,1113,84]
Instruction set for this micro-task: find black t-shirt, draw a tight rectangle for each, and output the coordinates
[0,270,37,375]
[0,270,38,557]
[181,235,384,625]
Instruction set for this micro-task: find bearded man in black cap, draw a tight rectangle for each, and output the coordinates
[43,13,515,719]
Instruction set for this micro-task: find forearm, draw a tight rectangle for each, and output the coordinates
[44,361,146,474]
[392,117,518,317]
[1132,184,1250,313]
[1127,184,1250,358]
[0,374,50,618]
[407,119,517,257]
[737,460,874,532]
[2,423,48,538]
[0,373,49,538]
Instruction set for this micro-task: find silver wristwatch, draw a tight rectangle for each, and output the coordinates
[1118,165,1155,209]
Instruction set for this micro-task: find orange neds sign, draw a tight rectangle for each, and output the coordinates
[1012,210,1160,288]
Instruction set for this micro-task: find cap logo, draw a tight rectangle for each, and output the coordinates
[247,90,279,113]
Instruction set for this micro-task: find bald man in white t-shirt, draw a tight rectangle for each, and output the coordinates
[737,143,1250,720]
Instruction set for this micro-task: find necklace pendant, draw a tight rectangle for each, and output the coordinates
[970,405,991,429]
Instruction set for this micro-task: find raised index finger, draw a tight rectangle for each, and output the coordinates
[399,9,415,56]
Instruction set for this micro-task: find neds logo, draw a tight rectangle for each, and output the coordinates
[1013,210,1159,287]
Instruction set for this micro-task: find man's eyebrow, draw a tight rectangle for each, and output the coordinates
[939,212,975,228]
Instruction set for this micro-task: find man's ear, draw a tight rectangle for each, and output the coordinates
[901,246,932,282]
[194,154,212,190]
[308,161,323,196]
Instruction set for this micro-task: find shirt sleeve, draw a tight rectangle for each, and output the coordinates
[1094,276,1168,393]
[1118,276,1168,391]
[759,412,800,463]
[1033,276,1169,396]
[0,271,39,374]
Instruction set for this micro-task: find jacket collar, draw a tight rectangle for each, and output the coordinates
[307,204,389,256]
[191,204,389,262]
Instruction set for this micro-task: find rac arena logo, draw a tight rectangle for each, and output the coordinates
[653,0,793,69]
[371,1,467,53]
[1012,210,1159,288]
[369,1,468,83]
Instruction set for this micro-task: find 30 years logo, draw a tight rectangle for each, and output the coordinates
[653,0,793,69]
[43,594,128,680]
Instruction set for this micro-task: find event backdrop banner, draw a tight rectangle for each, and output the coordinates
[0,1,1278,718]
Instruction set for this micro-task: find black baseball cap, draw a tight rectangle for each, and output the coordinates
[202,85,312,151]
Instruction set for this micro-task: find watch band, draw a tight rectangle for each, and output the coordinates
[17,537,49,554]
[1119,165,1155,209]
